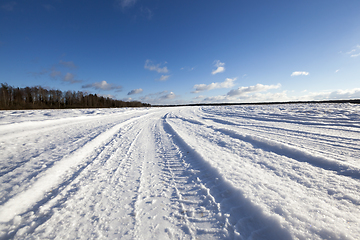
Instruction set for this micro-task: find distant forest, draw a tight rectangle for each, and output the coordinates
[0,83,151,110]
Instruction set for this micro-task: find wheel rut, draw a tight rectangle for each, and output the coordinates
[163,115,293,240]
[157,118,240,239]
[172,112,360,181]
[0,116,148,239]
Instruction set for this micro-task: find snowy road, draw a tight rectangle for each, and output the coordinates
[0,104,359,239]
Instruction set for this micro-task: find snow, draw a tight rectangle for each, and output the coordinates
[0,104,359,239]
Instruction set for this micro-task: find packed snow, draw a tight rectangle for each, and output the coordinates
[0,104,359,239]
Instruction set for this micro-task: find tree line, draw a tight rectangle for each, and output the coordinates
[0,83,151,110]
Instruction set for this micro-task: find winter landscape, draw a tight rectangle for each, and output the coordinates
[0,103,359,239]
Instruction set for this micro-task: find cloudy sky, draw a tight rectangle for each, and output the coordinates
[1,0,360,105]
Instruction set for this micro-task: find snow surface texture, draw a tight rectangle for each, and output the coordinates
[0,104,359,240]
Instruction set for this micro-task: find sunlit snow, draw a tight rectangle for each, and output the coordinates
[0,104,359,239]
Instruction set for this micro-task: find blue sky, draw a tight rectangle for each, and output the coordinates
[1,0,360,105]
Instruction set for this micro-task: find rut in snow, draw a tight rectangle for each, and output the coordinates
[175,111,360,180]
[0,114,151,239]
[1,106,359,240]
[161,116,292,240]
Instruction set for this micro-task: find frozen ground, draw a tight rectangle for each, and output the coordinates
[0,104,359,239]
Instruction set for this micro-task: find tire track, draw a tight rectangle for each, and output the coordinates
[0,123,110,181]
[0,111,150,179]
[200,106,360,130]
[165,112,360,239]
[158,123,228,239]
[1,115,151,239]
[1,106,359,239]
[131,115,183,239]
[0,114,149,226]
[201,114,360,151]
[167,113,360,197]
[0,110,146,140]
[194,107,360,150]
[162,115,291,239]
[173,112,360,180]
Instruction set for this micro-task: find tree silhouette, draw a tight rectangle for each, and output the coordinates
[0,83,151,110]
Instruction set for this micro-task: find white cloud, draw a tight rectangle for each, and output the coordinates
[159,75,170,81]
[50,69,61,78]
[181,66,195,71]
[140,6,153,20]
[29,67,80,83]
[346,45,360,57]
[161,92,176,99]
[227,83,281,96]
[63,73,81,84]
[29,69,48,78]
[211,60,225,75]
[98,94,115,99]
[64,73,74,81]
[117,0,137,8]
[212,67,225,75]
[128,88,143,95]
[59,60,77,69]
[139,90,177,104]
[291,71,309,77]
[202,95,227,102]
[146,90,168,97]
[199,87,360,104]
[82,80,122,91]
[335,69,340,73]
[144,60,168,73]
[299,88,360,101]
[29,61,80,82]
[193,95,205,100]
[203,91,290,103]
[192,78,236,93]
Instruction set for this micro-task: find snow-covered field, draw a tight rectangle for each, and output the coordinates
[0,104,359,240]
